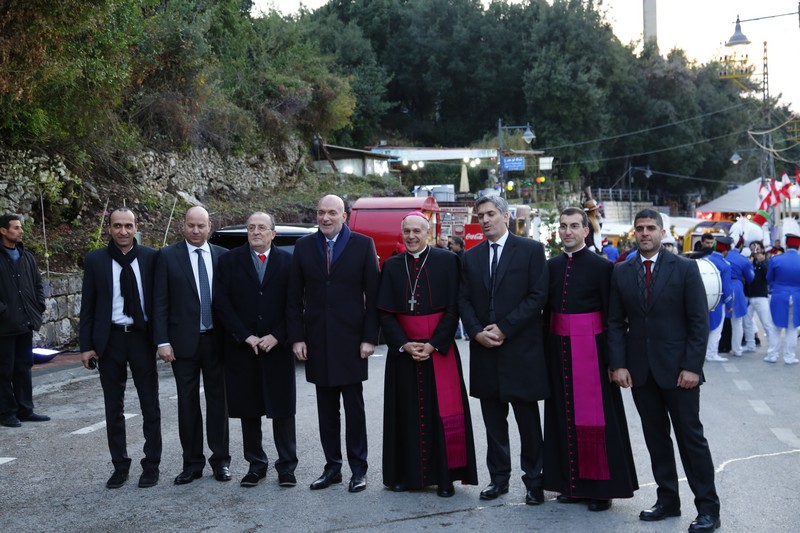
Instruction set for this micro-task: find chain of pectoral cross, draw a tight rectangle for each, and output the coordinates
[404,251,430,311]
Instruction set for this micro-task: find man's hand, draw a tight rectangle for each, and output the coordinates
[611,368,633,388]
[677,370,700,389]
[157,344,175,363]
[80,350,97,370]
[245,335,260,354]
[293,341,308,361]
[258,334,279,353]
[475,324,504,348]
[360,342,375,359]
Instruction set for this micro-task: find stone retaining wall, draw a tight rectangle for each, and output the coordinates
[34,273,82,349]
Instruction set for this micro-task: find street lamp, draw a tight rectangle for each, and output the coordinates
[497,118,535,197]
[625,164,652,223]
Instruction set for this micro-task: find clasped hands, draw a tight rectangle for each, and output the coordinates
[402,341,435,362]
[475,324,505,348]
[246,334,279,354]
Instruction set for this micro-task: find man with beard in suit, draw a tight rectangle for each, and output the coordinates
[608,209,720,532]
[79,208,162,489]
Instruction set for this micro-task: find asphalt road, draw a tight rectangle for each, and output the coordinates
[2,340,799,532]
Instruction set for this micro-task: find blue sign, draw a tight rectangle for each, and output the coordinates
[502,157,525,171]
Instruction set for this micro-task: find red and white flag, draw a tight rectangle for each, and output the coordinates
[779,171,793,200]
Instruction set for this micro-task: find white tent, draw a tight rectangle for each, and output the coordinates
[695,179,761,214]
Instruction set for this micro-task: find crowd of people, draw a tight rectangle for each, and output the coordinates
[6,195,799,533]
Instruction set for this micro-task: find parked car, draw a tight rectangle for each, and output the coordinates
[209,223,316,253]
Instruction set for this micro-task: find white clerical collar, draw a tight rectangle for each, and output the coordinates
[564,244,586,258]
[409,245,428,259]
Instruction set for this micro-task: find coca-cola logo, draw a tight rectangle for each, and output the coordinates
[465,232,485,240]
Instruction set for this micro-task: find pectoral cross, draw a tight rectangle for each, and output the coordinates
[408,296,417,311]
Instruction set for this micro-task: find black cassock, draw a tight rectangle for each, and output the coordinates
[377,247,478,489]
[543,247,638,499]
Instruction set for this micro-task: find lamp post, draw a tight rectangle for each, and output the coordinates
[497,118,535,197]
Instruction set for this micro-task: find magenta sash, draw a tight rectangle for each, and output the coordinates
[550,311,610,480]
[397,313,467,470]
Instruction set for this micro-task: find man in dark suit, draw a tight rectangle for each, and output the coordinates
[79,208,162,489]
[214,211,298,488]
[288,194,379,493]
[153,206,230,485]
[608,208,721,533]
[458,195,549,505]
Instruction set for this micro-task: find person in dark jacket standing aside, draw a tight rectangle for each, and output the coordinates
[0,214,49,428]
[79,208,162,489]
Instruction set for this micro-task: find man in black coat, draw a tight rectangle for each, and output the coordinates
[608,209,720,533]
[287,194,379,493]
[79,208,162,489]
[459,195,549,505]
[214,212,298,488]
[153,206,230,485]
[0,214,49,428]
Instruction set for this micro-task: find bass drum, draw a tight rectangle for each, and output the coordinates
[695,257,722,311]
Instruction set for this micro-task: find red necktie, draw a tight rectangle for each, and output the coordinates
[258,253,266,263]
[644,260,653,303]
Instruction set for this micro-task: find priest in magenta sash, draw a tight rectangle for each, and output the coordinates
[543,207,638,511]
[377,212,478,497]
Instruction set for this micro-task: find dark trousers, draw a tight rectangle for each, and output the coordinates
[315,383,368,476]
[171,335,230,472]
[0,332,34,417]
[479,397,544,489]
[632,373,720,516]
[98,328,162,471]
[240,416,298,475]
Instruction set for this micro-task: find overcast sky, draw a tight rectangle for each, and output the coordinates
[252,0,799,113]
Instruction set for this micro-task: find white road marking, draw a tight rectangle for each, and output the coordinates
[723,363,739,373]
[0,457,16,465]
[71,413,138,435]
[771,428,800,448]
[733,379,753,391]
[749,399,774,415]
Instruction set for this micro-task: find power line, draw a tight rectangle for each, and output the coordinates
[540,102,751,152]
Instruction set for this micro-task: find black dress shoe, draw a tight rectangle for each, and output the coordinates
[174,470,202,485]
[213,466,232,482]
[106,469,129,489]
[688,514,721,532]
[390,483,408,492]
[437,483,455,498]
[0,415,21,427]
[240,471,266,487]
[479,482,509,500]
[348,475,367,493]
[310,470,342,490]
[525,488,545,505]
[556,494,584,504]
[588,499,612,512]
[18,412,50,422]
[278,473,297,487]
[639,503,681,521]
[138,468,159,488]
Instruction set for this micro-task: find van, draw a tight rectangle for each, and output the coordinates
[348,197,441,267]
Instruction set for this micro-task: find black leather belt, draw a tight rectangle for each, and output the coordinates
[111,324,137,333]
[199,329,214,336]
